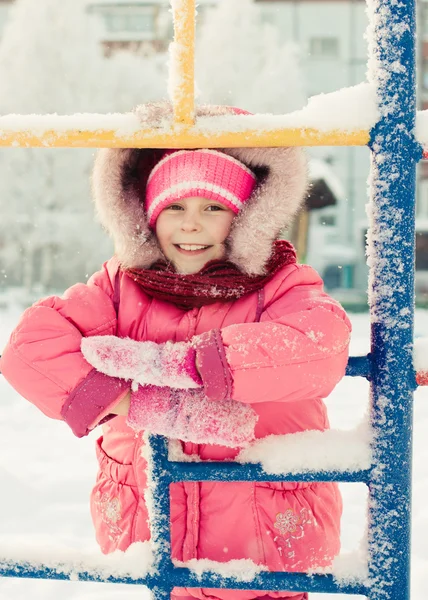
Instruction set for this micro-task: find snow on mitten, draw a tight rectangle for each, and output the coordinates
[81,336,201,389]
[127,386,258,448]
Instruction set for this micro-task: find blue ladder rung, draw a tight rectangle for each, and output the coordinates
[0,561,369,596]
[173,568,369,596]
[346,355,371,378]
[0,561,151,585]
[166,462,371,483]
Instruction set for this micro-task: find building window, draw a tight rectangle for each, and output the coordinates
[323,265,342,289]
[261,11,277,26]
[418,178,428,217]
[104,8,155,35]
[416,232,428,270]
[319,214,336,227]
[309,37,339,58]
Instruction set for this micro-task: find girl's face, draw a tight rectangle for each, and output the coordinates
[155,196,235,274]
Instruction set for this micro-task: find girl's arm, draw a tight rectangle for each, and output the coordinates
[111,390,131,415]
[0,259,131,436]
[80,264,349,407]
[196,264,352,405]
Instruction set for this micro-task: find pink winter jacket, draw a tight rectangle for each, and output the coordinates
[0,257,350,598]
[0,103,352,600]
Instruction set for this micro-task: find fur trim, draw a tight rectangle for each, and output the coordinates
[91,103,308,274]
[225,146,307,274]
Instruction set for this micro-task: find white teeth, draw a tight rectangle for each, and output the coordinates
[177,244,209,251]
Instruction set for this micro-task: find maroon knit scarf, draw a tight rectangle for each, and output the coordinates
[122,240,296,310]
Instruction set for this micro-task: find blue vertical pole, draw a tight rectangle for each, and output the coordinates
[146,434,174,600]
[367,0,421,598]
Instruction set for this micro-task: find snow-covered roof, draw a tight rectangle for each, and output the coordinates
[319,244,358,262]
[308,158,345,202]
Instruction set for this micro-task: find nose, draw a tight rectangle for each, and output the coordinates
[180,210,202,232]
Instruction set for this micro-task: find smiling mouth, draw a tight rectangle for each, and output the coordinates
[174,244,211,252]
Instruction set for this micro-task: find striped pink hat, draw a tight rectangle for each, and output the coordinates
[145,149,257,227]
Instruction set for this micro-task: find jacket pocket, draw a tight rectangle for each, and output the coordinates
[253,482,341,572]
[90,437,141,554]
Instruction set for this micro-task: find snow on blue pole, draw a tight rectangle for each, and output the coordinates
[367,0,421,598]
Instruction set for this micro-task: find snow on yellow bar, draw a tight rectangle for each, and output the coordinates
[0,127,369,148]
[169,0,195,126]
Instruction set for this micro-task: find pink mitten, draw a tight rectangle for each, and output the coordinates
[127,386,258,447]
[81,336,201,389]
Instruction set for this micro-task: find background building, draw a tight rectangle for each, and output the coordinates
[1,0,428,303]
[255,0,368,297]
[87,0,173,56]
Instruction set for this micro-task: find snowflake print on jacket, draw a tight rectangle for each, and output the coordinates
[273,508,311,559]
[94,492,123,545]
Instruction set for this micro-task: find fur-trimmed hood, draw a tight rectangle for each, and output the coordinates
[92,103,308,275]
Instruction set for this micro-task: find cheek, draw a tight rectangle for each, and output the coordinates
[216,215,235,241]
[155,219,171,249]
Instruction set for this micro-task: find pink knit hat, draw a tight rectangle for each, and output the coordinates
[145,149,257,227]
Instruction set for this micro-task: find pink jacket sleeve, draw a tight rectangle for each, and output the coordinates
[196,264,352,404]
[0,259,129,437]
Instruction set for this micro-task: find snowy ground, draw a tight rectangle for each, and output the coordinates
[0,304,427,600]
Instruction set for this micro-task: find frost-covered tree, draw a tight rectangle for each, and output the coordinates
[195,0,306,114]
[0,0,167,293]
[0,0,307,294]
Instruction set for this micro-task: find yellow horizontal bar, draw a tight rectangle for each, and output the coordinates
[0,127,370,148]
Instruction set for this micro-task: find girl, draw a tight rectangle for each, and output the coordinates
[0,103,351,600]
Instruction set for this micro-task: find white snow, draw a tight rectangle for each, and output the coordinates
[414,337,428,373]
[416,111,428,146]
[0,540,153,582]
[238,421,372,475]
[175,553,368,587]
[0,113,142,137]
[196,83,378,134]
[1,306,428,599]
[0,84,379,145]
[140,432,162,566]
[173,558,267,583]
[331,550,369,586]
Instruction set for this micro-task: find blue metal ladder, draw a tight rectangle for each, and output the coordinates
[0,0,423,598]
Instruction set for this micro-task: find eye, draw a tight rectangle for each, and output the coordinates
[206,204,224,211]
[166,204,184,211]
